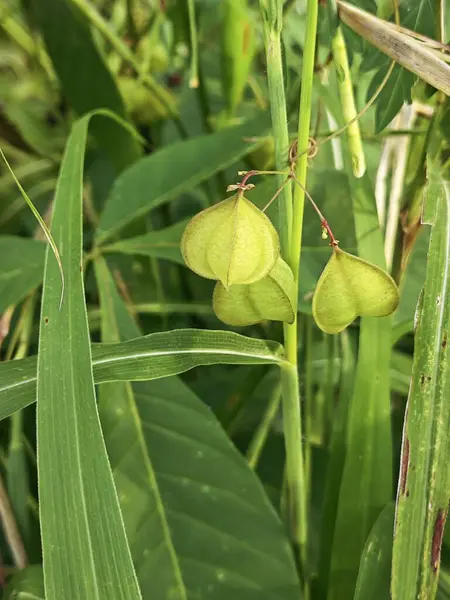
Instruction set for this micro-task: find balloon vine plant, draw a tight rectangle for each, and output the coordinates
[181,140,400,334]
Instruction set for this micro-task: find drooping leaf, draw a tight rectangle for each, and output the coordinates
[100,220,189,265]
[31,0,141,171]
[96,115,269,242]
[0,330,285,422]
[312,247,399,334]
[213,257,295,325]
[181,194,279,287]
[36,112,141,600]
[0,236,45,313]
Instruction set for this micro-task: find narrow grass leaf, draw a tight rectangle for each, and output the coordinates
[0,237,45,313]
[0,330,284,421]
[96,115,269,243]
[354,503,395,600]
[392,171,450,600]
[94,256,188,598]
[37,113,141,600]
[31,0,141,171]
[327,172,393,599]
[0,151,63,304]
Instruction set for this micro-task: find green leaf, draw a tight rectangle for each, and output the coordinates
[213,257,295,325]
[94,258,300,598]
[96,115,269,242]
[354,503,395,600]
[393,228,429,339]
[0,330,285,422]
[361,0,436,131]
[0,236,45,313]
[392,175,450,600]
[312,247,399,334]
[101,220,189,265]
[181,194,279,287]
[4,565,45,600]
[37,113,141,600]
[326,171,394,599]
[31,0,141,172]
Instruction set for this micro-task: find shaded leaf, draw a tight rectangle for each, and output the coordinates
[31,0,140,171]
[101,220,189,265]
[4,565,44,600]
[96,115,269,242]
[0,236,45,313]
[354,503,394,600]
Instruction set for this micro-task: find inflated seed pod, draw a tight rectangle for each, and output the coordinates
[181,193,280,288]
[312,247,399,334]
[213,257,295,326]
[221,0,256,116]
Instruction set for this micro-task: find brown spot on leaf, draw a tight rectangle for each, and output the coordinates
[421,374,425,385]
[442,333,447,349]
[44,317,49,324]
[432,509,447,572]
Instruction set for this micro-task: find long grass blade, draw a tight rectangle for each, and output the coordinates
[36,112,142,599]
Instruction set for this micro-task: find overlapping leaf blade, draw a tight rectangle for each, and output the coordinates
[36,113,141,600]
[0,236,45,312]
[392,166,450,600]
[96,115,269,242]
[0,330,284,421]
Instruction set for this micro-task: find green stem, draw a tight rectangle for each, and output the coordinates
[331,27,366,178]
[287,0,319,587]
[187,0,199,88]
[259,7,293,256]
[246,381,282,470]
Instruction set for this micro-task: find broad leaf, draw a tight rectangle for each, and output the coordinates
[96,115,269,242]
[101,220,189,265]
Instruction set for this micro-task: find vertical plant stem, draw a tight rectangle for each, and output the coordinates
[258,3,317,593]
[246,380,282,470]
[259,1,293,256]
[331,27,366,178]
[289,0,318,589]
[187,0,199,88]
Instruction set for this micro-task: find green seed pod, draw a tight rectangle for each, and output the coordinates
[213,257,295,326]
[181,193,280,288]
[222,0,256,116]
[312,247,399,334]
